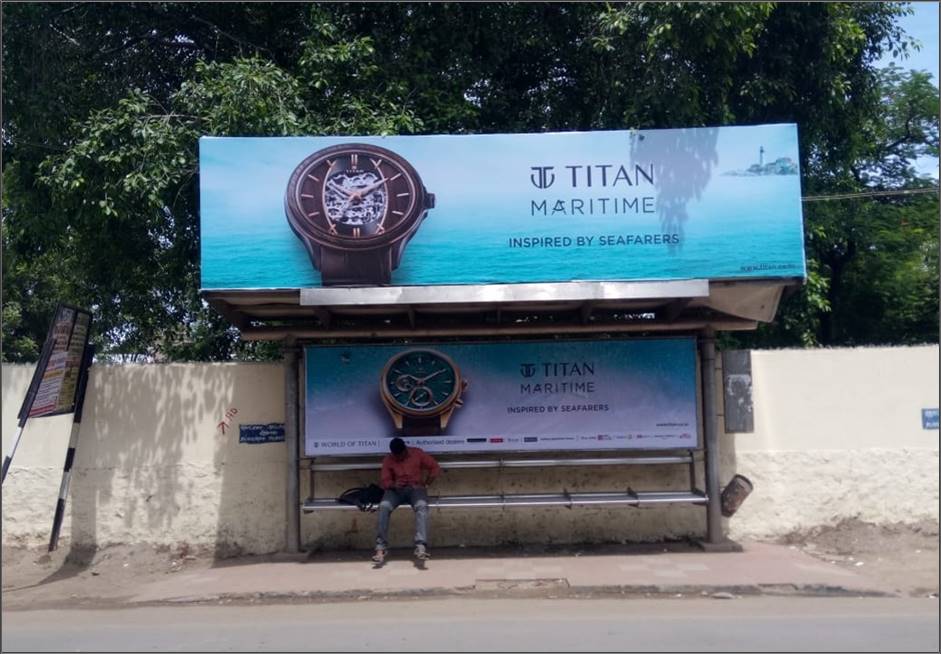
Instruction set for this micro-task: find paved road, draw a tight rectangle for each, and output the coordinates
[3,597,938,652]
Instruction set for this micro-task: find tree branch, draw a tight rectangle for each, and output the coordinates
[186,14,275,59]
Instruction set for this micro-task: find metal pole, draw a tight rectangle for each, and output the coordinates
[48,422,80,550]
[48,344,95,551]
[700,327,723,543]
[283,343,300,553]
[1,424,27,484]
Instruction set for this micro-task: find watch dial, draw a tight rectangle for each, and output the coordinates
[324,167,387,226]
[291,147,418,241]
[384,350,457,412]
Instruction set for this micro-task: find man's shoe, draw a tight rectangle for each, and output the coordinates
[414,543,429,560]
[371,548,386,563]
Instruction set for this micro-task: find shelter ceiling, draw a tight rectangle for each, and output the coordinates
[203,279,798,341]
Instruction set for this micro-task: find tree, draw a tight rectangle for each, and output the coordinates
[3,3,936,361]
[1,3,326,361]
[730,65,939,348]
[2,5,420,361]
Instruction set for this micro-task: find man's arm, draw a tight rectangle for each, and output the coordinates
[380,456,394,490]
[421,451,441,486]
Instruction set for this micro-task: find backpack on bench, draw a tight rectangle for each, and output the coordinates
[336,484,385,512]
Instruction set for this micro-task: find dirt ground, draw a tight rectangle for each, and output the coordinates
[2,519,938,610]
[776,518,939,597]
[1,541,214,609]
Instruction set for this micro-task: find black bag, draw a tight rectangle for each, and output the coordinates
[336,484,385,512]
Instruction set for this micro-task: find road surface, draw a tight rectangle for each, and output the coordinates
[3,597,938,652]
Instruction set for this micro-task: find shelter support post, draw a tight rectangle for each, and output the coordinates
[283,343,301,553]
[700,327,723,544]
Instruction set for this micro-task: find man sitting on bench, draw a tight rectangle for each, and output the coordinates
[373,437,441,563]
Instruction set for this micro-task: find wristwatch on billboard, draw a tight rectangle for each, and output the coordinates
[380,349,467,436]
[284,143,435,286]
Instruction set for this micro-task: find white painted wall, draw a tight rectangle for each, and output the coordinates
[720,345,939,539]
[2,345,937,553]
[2,363,286,554]
[739,346,938,451]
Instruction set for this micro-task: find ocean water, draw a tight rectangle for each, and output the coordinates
[201,173,805,288]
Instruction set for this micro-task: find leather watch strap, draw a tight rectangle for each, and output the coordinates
[402,415,442,437]
[319,247,393,286]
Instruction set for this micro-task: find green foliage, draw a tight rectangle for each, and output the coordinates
[297,8,423,135]
[731,63,940,349]
[2,2,938,362]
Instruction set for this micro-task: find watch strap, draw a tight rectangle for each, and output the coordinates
[319,247,393,286]
[402,415,442,437]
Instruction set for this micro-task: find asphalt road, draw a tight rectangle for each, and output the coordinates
[2,597,938,652]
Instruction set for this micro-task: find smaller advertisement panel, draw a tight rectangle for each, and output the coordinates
[305,338,699,456]
[19,305,93,421]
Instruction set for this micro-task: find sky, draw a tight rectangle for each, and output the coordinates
[879,2,940,81]
[877,2,940,178]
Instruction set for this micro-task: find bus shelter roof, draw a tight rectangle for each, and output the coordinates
[203,278,800,341]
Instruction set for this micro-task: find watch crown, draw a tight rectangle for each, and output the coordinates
[425,192,435,210]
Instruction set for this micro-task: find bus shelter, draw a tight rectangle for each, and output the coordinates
[199,124,805,551]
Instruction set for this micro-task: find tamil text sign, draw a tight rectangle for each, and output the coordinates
[201,124,805,290]
[304,338,699,455]
[239,423,286,444]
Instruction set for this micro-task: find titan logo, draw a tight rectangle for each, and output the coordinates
[520,363,537,378]
[529,166,555,189]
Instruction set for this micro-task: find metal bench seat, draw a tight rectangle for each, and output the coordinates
[309,453,694,472]
[303,450,704,513]
[302,489,707,512]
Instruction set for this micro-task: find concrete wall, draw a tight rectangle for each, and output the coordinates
[1,363,286,555]
[2,345,937,554]
[722,345,939,540]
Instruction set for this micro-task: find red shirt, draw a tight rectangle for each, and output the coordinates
[380,446,441,489]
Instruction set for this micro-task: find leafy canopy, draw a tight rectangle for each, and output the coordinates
[2,2,937,361]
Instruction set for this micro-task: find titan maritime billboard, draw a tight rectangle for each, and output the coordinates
[199,124,806,289]
[304,338,699,456]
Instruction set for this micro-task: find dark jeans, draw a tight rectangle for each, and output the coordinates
[375,486,428,550]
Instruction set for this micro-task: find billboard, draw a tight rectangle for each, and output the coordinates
[200,124,805,290]
[304,338,699,456]
[18,304,93,420]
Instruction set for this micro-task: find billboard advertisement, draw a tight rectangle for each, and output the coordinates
[304,338,699,456]
[18,304,93,420]
[200,124,805,290]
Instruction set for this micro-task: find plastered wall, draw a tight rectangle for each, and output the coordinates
[1,363,286,555]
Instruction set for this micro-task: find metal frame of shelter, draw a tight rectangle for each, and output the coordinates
[205,276,799,552]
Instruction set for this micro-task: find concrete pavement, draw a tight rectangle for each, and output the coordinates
[127,541,895,605]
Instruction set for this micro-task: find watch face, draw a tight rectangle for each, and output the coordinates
[285,143,431,250]
[324,165,389,228]
[380,349,461,416]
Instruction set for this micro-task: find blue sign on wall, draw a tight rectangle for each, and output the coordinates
[200,124,806,290]
[239,423,286,444]
[923,409,939,430]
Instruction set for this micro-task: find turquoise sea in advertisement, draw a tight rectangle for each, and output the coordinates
[200,125,806,289]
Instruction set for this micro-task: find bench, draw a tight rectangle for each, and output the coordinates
[302,450,707,512]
